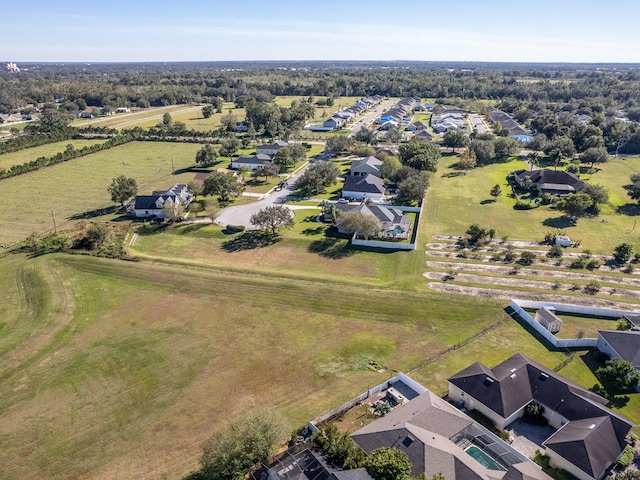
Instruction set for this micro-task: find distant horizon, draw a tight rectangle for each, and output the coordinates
[4,0,640,63]
[5,60,640,67]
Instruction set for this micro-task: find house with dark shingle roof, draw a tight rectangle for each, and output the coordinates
[256,141,288,156]
[132,184,193,218]
[596,330,640,373]
[231,153,273,170]
[352,390,552,480]
[448,354,635,480]
[513,169,585,195]
[349,156,383,177]
[342,174,385,201]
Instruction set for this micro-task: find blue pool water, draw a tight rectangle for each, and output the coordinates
[465,446,506,471]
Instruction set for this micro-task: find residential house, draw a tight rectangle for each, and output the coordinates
[555,235,572,247]
[0,114,22,123]
[487,107,532,142]
[132,184,193,218]
[413,129,434,141]
[266,448,373,480]
[406,121,429,132]
[322,117,344,130]
[77,111,95,119]
[448,353,635,480]
[512,169,585,195]
[231,153,273,170]
[352,389,552,480]
[596,330,640,373]
[342,174,385,201]
[349,156,383,177]
[335,203,411,238]
[256,141,288,157]
[115,107,130,113]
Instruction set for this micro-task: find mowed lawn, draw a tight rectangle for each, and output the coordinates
[131,212,403,285]
[0,253,505,480]
[71,104,204,130]
[424,155,640,254]
[0,139,107,171]
[0,141,203,244]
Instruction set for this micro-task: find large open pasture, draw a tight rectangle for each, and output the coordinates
[0,253,504,479]
[0,141,203,244]
[0,139,107,171]
[72,105,204,130]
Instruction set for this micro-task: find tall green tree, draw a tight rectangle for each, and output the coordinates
[198,409,289,480]
[596,358,640,392]
[442,130,469,151]
[195,144,218,167]
[354,127,376,146]
[581,146,609,170]
[219,138,240,161]
[613,243,634,264]
[202,171,244,202]
[250,205,295,234]
[336,211,381,240]
[364,447,412,480]
[397,170,430,203]
[556,193,593,222]
[107,175,138,206]
[398,138,441,172]
[490,184,502,201]
[202,105,214,118]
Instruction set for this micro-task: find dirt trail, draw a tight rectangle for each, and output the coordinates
[426,261,640,286]
[423,271,640,300]
[426,282,640,310]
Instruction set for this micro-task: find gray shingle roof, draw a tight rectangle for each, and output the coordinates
[598,330,640,367]
[543,416,621,479]
[449,354,635,480]
[513,169,585,193]
[342,174,385,194]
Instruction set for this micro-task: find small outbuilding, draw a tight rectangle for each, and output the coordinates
[555,235,572,247]
[535,307,563,333]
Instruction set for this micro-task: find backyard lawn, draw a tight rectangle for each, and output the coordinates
[424,155,640,254]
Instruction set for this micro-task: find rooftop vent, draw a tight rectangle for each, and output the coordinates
[510,373,517,379]
[589,424,596,430]
[511,368,517,373]
[483,377,495,387]
[402,436,414,447]
[539,373,549,382]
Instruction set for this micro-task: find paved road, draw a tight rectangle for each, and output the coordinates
[468,113,489,134]
[350,98,397,133]
[215,164,318,228]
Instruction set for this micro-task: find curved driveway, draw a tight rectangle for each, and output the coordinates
[215,163,318,228]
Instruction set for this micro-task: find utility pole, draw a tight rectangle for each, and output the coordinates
[171,157,175,175]
[50,210,57,234]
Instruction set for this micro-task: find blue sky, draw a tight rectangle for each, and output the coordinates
[4,0,640,63]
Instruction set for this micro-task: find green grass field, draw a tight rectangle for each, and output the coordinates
[0,139,107,171]
[0,141,204,244]
[0,253,504,479]
[424,155,640,254]
[71,104,205,130]
[3,137,640,479]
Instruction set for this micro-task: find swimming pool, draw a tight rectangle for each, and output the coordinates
[465,446,507,471]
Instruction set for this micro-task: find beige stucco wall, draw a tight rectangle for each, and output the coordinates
[448,383,507,429]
